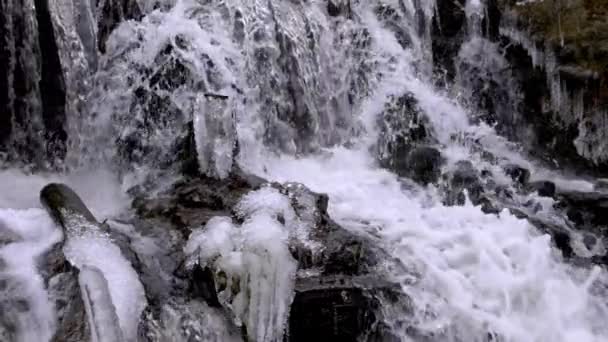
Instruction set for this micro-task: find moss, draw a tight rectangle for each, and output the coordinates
[501,0,608,75]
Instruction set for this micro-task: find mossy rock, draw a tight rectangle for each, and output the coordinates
[500,0,608,76]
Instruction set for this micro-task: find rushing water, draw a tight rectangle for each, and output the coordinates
[1,0,608,341]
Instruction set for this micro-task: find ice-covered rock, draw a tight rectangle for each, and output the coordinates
[185,187,298,342]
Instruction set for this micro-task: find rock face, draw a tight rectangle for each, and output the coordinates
[131,168,396,341]
[0,0,142,168]
[430,0,608,174]
[497,0,608,172]
[0,0,67,165]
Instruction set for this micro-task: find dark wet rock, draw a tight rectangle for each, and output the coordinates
[374,3,412,49]
[509,208,574,258]
[503,164,530,186]
[595,178,608,191]
[0,0,68,166]
[555,190,608,227]
[132,167,265,236]
[133,168,396,341]
[277,182,378,275]
[49,271,91,342]
[327,0,351,17]
[445,160,484,205]
[529,180,556,198]
[35,217,90,342]
[116,86,189,171]
[377,93,438,182]
[290,283,377,342]
[432,0,467,82]
[40,183,97,225]
[479,197,501,215]
[403,147,443,185]
[98,0,142,53]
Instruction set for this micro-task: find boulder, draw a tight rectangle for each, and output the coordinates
[377,93,439,183]
[503,164,531,186]
[529,180,556,198]
[403,147,443,185]
[555,190,608,227]
[445,160,484,205]
[135,169,399,341]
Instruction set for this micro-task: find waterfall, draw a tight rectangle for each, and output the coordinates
[1,0,608,341]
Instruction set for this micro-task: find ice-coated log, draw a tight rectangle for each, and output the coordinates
[79,266,124,342]
[40,183,145,341]
[40,183,97,227]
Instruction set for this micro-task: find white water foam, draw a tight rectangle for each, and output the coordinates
[247,143,608,341]
[0,168,138,341]
[234,2,608,339]
[0,208,62,342]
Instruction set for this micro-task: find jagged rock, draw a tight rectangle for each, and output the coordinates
[445,160,484,205]
[529,180,556,198]
[134,168,394,341]
[36,222,91,342]
[97,0,142,53]
[327,0,350,17]
[48,271,91,342]
[374,3,412,49]
[555,190,608,227]
[0,0,68,166]
[377,93,435,180]
[404,147,443,185]
[132,167,265,235]
[432,0,467,82]
[277,182,378,275]
[508,208,574,258]
[503,164,530,186]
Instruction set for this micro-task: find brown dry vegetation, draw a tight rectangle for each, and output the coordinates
[501,0,608,75]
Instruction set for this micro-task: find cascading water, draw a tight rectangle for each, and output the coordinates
[1,0,608,341]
